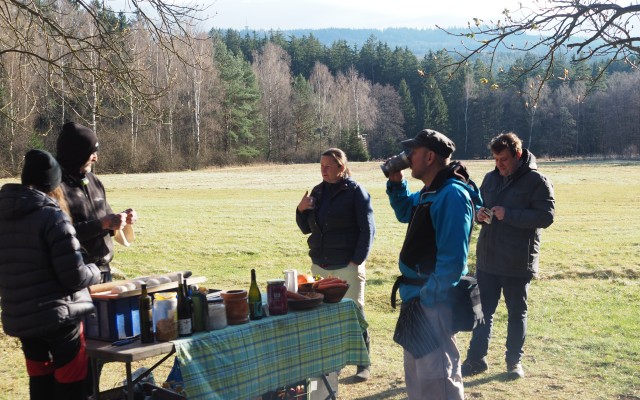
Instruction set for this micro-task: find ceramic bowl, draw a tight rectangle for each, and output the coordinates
[287,292,324,310]
[315,284,350,303]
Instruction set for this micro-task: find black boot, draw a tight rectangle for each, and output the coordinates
[355,329,371,382]
[56,380,85,400]
[29,374,56,400]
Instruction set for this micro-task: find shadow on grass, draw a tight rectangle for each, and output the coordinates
[464,372,517,387]
[339,375,407,399]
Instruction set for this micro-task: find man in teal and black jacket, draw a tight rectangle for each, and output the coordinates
[386,129,481,400]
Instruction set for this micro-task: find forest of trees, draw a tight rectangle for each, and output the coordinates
[1,2,639,176]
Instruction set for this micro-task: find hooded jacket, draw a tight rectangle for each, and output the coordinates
[475,149,555,278]
[0,184,101,338]
[387,161,482,307]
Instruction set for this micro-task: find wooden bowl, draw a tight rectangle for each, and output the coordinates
[288,292,324,310]
[315,284,350,303]
[298,282,315,293]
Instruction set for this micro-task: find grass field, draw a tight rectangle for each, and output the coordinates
[1,159,639,399]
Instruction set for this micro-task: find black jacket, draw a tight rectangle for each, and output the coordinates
[60,170,115,270]
[0,184,101,338]
[296,177,375,266]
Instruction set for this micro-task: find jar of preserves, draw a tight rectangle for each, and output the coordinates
[267,279,288,315]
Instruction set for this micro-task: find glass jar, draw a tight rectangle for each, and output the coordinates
[153,292,178,341]
[221,290,249,325]
[267,279,288,315]
[207,297,227,330]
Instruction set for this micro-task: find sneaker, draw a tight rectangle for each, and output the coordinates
[354,365,370,382]
[461,358,488,377]
[507,362,525,380]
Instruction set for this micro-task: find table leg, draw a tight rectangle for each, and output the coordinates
[91,357,100,400]
[131,348,176,387]
[126,363,134,400]
[320,374,337,400]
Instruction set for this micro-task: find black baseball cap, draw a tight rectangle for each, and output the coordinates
[401,129,456,158]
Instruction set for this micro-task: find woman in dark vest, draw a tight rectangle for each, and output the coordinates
[296,148,376,381]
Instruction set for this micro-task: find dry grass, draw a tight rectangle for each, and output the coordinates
[1,159,639,399]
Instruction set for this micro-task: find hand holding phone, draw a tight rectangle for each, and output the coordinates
[480,208,494,224]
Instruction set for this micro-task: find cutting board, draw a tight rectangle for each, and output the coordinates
[90,276,206,299]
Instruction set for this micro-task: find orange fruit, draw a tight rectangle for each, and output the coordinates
[297,273,315,284]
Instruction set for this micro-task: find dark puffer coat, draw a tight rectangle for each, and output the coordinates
[0,184,101,338]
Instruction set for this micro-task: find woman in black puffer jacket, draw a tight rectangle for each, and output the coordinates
[0,150,101,400]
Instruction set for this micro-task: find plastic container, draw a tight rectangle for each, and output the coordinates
[153,292,178,341]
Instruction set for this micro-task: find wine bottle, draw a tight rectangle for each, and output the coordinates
[177,273,193,337]
[139,283,154,343]
[249,269,263,320]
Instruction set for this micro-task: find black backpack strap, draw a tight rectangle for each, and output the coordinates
[391,275,427,309]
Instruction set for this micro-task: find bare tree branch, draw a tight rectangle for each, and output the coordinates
[438,0,640,94]
[0,0,210,127]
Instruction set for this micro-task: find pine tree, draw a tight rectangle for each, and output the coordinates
[398,79,416,137]
[422,75,449,133]
[213,38,263,161]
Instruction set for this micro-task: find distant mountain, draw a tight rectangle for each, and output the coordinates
[275,27,544,57]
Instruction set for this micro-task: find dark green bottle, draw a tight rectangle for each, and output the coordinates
[139,283,154,343]
[190,285,207,332]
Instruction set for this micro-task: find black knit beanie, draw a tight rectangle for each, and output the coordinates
[56,122,99,171]
[21,149,62,193]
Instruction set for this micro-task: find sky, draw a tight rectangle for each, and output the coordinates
[178,0,536,31]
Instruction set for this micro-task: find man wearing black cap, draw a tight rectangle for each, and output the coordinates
[0,150,101,400]
[386,129,482,399]
[56,121,138,283]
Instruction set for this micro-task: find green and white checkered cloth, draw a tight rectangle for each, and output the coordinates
[174,299,369,400]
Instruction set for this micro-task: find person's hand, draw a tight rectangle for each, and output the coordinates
[123,208,137,225]
[477,207,491,223]
[101,213,127,231]
[388,169,404,182]
[297,190,316,212]
[491,206,506,221]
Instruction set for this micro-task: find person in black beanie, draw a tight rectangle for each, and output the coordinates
[56,121,138,283]
[0,149,102,400]
[21,148,62,193]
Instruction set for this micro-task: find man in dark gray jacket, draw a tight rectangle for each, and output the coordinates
[461,133,555,380]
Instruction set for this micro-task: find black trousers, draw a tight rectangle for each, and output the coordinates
[20,322,86,400]
[466,269,531,365]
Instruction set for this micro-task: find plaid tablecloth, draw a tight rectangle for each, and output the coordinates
[173,298,369,400]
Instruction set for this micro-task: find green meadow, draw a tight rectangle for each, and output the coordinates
[1,159,639,399]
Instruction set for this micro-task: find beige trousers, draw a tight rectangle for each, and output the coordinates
[403,303,464,400]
